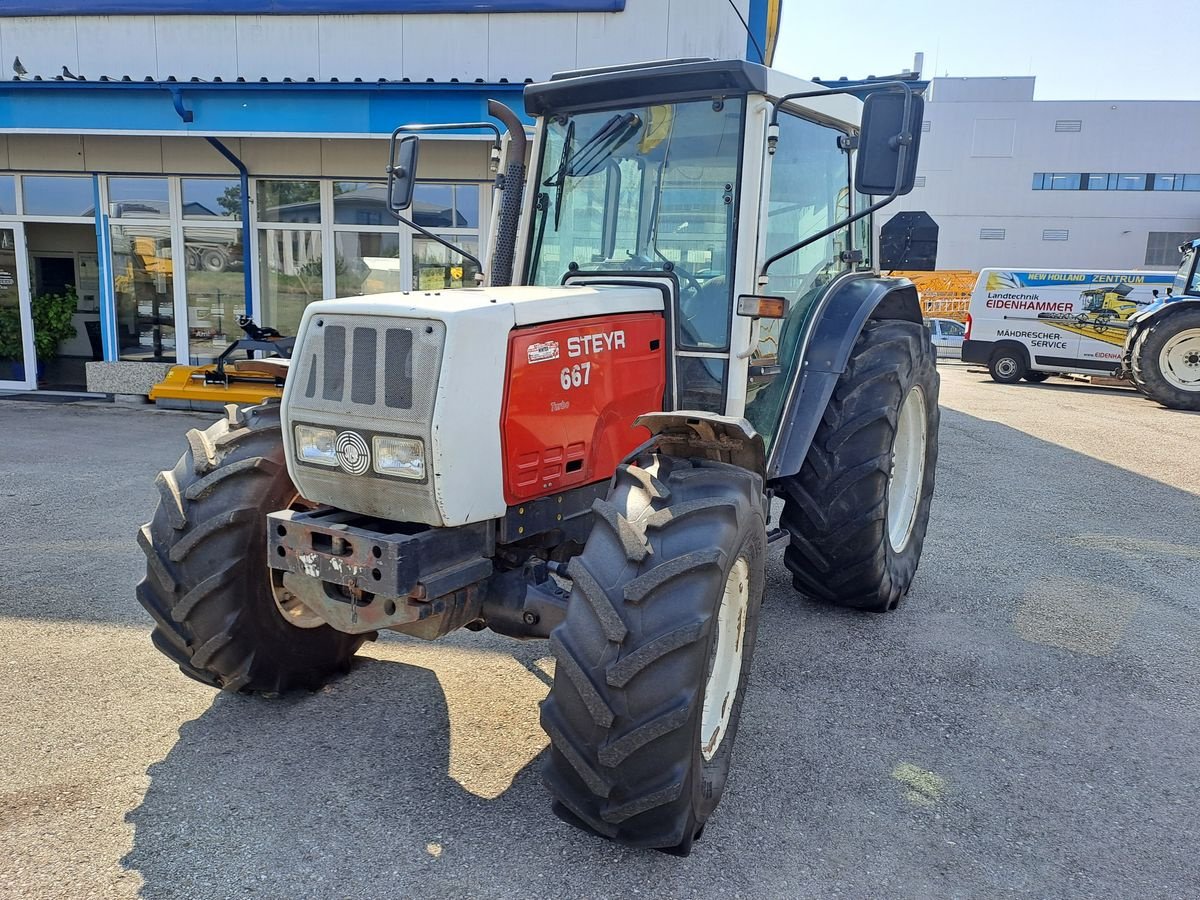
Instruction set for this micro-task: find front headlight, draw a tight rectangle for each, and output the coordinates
[295,425,337,467]
[373,436,425,480]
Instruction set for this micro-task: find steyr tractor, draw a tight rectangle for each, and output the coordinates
[138,58,939,854]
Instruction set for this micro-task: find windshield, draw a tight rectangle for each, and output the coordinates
[527,98,745,349]
[1174,246,1199,296]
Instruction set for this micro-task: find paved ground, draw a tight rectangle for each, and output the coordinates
[1,365,1198,899]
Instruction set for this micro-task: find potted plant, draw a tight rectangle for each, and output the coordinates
[0,304,25,381]
[31,287,79,382]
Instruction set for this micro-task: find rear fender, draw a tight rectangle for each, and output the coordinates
[767,276,922,481]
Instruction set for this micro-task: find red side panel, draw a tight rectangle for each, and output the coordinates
[501,312,666,505]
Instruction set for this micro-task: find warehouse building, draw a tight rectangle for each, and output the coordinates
[880,75,1200,274]
[0,0,779,394]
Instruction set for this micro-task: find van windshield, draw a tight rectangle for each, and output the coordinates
[526,98,744,349]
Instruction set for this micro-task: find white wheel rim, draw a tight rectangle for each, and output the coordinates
[700,556,749,762]
[1159,328,1200,391]
[270,572,327,629]
[887,385,928,553]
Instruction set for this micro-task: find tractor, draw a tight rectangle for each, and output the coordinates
[138,58,939,854]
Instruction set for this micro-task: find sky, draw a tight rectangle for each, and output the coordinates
[773,0,1194,101]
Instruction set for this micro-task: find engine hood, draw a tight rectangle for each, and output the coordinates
[298,283,665,329]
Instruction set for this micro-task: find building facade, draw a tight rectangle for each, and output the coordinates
[881,76,1200,276]
[0,0,779,393]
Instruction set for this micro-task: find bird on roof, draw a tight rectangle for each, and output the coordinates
[13,56,27,77]
[62,65,84,81]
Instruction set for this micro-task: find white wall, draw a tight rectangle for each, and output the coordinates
[883,79,1200,271]
[0,0,750,84]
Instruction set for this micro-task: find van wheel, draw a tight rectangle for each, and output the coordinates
[1023,371,1050,383]
[988,347,1026,384]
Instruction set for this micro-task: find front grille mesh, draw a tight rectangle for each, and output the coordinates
[286,313,446,524]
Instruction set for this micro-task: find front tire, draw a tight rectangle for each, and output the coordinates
[778,319,939,612]
[541,455,766,855]
[1131,309,1200,411]
[136,403,365,693]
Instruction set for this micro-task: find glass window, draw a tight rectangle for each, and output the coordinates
[183,228,244,364]
[1032,173,1045,190]
[528,98,745,350]
[1049,173,1080,190]
[0,176,15,215]
[333,181,390,226]
[453,184,480,228]
[941,320,965,337]
[111,225,175,362]
[183,178,241,220]
[335,230,403,296]
[258,228,323,337]
[1086,173,1109,191]
[677,357,726,414]
[413,184,455,228]
[1184,174,1200,192]
[1116,173,1146,191]
[256,180,321,224]
[744,110,853,447]
[413,236,479,290]
[22,176,94,217]
[108,177,169,218]
[1153,174,1182,191]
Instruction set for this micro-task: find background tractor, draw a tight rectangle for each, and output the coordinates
[1120,238,1200,410]
[137,58,939,854]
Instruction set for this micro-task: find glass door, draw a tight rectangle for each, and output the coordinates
[0,225,34,390]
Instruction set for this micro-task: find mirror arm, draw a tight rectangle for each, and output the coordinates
[390,121,503,154]
[760,81,917,280]
[388,207,485,280]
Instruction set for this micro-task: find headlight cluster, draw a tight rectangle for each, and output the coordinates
[293,426,425,480]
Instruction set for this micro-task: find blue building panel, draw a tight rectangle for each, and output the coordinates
[0,82,530,137]
[1,1,624,13]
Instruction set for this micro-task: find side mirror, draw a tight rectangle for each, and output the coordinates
[387,134,420,212]
[855,91,924,196]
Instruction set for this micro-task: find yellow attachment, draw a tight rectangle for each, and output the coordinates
[149,362,284,408]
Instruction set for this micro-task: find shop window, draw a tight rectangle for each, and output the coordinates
[183,178,241,220]
[0,176,15,215]
[22,176,94,217]
[258,228,323,336]
[413,235,479,290]
[333,182,389,226]
[109,177,170,218]
[335,230,403,296]
[413,183,479,229]
[111,225,175,362]
[184,228,244,364]
[256,180,321,224]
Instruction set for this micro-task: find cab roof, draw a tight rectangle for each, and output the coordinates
[524,57,861,129]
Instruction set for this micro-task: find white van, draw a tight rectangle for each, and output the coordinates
[961,268,1176,383]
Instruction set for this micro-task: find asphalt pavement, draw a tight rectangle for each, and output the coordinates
[1,364,1197,899]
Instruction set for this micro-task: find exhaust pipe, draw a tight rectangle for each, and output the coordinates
[486,99,528,288]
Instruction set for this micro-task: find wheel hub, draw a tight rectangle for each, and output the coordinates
[887,385,928,553]
[1159,328,1200,391]
[700,556,750,762]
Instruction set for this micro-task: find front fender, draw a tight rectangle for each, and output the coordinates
[767,276,923,481]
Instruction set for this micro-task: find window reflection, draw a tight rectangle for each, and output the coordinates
[258,228,323,336]
[256,180,321,224]
[184,229,244,364]
[112,225,174,361]
[183,178,241,220]
[23,176,94,217]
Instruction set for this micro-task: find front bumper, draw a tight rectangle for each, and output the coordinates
[266,507,494,634]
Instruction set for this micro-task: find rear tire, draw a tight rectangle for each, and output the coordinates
[1023,371,1051,383]
[778,319,939,612]
[1131,309,1200,411]
[541,454,766,855]
[136,402,365,693]
[988,346,1026,383]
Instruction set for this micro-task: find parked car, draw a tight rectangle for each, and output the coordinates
[925,316,965,358]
